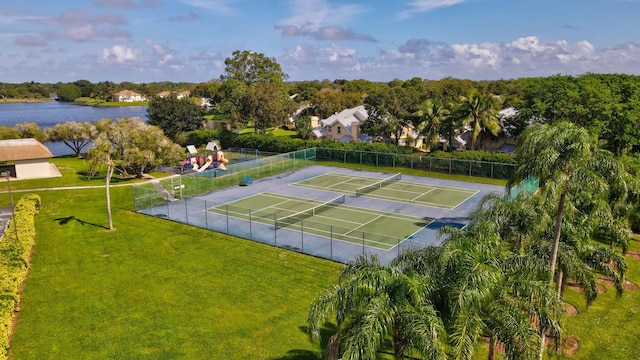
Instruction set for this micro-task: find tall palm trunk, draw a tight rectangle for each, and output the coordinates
[488,335,496,360]
[540,188,567,360]
[105,157,114,230]
[549,189,567,284]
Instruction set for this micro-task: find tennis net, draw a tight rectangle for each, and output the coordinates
[275,194,346,229]
[355,173,402,197]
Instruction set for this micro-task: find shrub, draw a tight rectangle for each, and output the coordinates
[0,194,41,360]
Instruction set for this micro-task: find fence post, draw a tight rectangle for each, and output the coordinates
[225,204,229,233]
[204,200,208,229]
[185,197,189,224]
[249,209,252,239]
[330,226,333,261]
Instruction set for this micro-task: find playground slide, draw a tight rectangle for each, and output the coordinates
[196,161,211,172]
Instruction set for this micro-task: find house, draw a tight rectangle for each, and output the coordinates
[157,91,191,100]
[309,105,371,142]
[111,90,146,102]
[0,139,61,179]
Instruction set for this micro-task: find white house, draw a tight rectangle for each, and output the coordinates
[111,90,146,102]
[0,139,61,179]
[309,105,371,143]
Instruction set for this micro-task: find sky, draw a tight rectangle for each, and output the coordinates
[1,0,640,84]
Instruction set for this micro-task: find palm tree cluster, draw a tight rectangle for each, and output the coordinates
[308,122,633,360]
[410,92,502,151]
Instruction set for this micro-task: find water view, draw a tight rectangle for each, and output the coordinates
[0,101,147,156]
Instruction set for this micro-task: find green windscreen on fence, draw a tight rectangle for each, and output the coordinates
[506,176,539,200]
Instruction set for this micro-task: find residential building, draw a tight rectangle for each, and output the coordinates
[309,105,370,142]
[0,139,61,179]
[111,90,146,102]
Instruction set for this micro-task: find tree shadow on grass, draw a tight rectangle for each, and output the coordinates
[54,215,108,229]
[269,324,337,360]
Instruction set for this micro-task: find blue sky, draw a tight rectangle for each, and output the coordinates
[1,0,639,83]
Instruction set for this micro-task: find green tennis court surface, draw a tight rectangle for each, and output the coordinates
[208,192,432,250]
[292,172,478,209]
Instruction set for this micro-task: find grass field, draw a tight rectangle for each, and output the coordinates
[7,186,342,359]
[1,156,639,359]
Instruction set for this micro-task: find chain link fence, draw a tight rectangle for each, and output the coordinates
[133,148,522,264]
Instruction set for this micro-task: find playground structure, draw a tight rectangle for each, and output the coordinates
[182,141,229,172]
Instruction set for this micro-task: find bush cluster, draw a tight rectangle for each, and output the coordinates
[179,129,521,159]
[0,194,41,360]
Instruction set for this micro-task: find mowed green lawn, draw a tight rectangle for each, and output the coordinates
[3,156,640,359]
[8,186,342,359]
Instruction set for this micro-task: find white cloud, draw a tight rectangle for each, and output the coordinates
[279,36,640,81]
[279,0,367,32]
[100,45,144,64]
[397,0,466,20]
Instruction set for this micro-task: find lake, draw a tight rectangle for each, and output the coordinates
[0,101,148,156]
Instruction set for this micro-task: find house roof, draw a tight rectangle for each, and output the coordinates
[320,105,368,129]
[113,90,142,96]
[0,138,53,162]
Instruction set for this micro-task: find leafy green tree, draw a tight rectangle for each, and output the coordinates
[0,126,21,140]
[308,254,446,360]
[56,83,81,101]
[147,95,203,140]
[14,122,46,142]
[87,117,183,229]
[46,121,97,157]
[310,90,361,119]
[341,79,380,96]
[453,92,501,150]
[89,117,183,178]
[241,82,294,133]
[73,80,94,98]
[218,50,290,132]
[221,50,288,85]
[363,87,416,145]
[294,114,314,140]
[192,81,222,102]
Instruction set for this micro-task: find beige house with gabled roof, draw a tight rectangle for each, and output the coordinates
[0,139,61,179]
[112,90,146,102]
[309,105,371,143]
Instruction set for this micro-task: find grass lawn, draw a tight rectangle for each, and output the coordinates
[0,156,170,193]
[551,235,640,360]
[3,155,640,359]
[8,186,342,359]
[74,98,147,107]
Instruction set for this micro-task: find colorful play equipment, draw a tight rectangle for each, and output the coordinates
[182,140,229,172]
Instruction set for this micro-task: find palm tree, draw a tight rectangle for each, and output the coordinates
[307,254,446,360]
[508,122,625,285]
[453,92,501,150]
[439,221,561,360]
[411,99,450,150]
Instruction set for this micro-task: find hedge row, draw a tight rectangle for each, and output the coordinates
[0,194,41,360]
[179,129,514,163]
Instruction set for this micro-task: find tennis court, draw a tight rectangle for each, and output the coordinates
[292,172,478,209]
[208,192,432,250]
